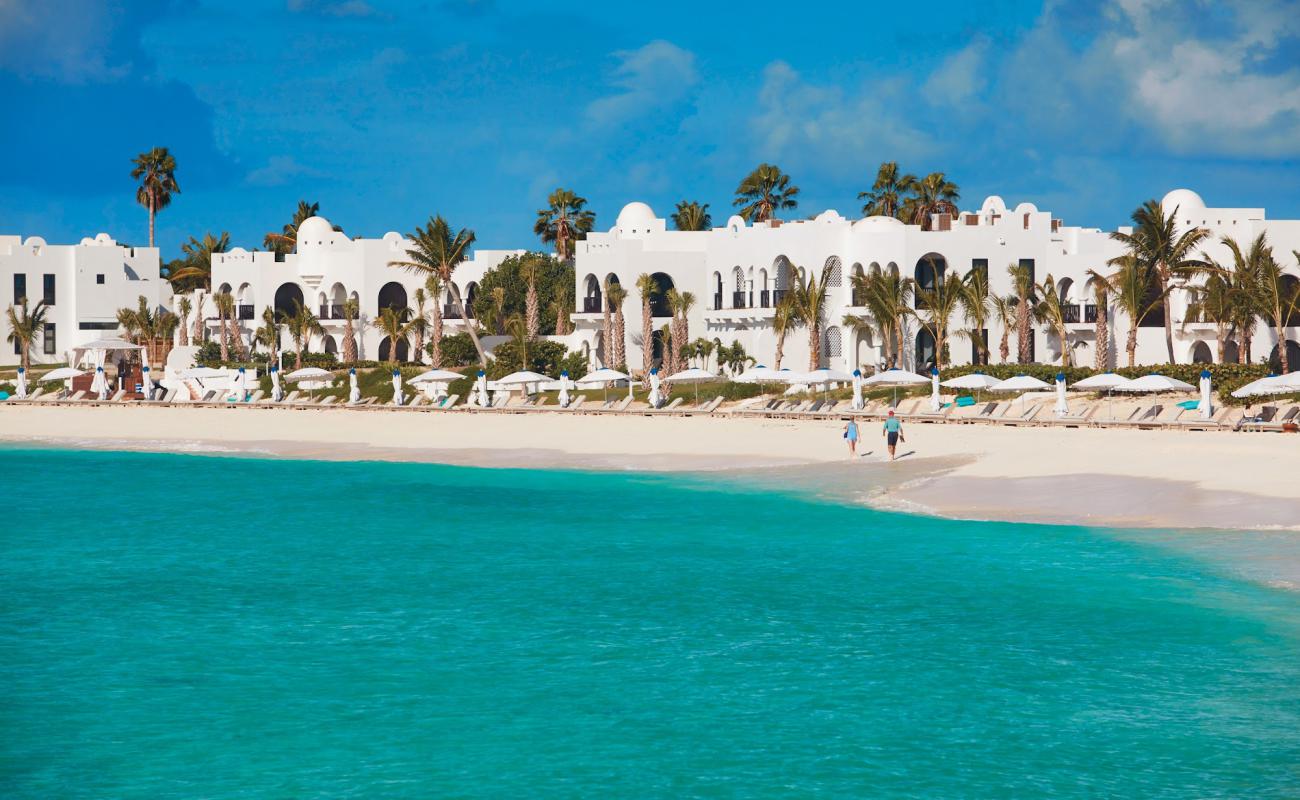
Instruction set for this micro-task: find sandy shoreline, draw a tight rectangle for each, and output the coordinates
[1,404,1297,531]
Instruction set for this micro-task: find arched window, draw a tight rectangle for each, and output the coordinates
[377,282,408,315]
[274,282,304,316]
[825,256,842,288]
[773,257,793,292]
[1190,341,1212,363]
[823,325,842,368]
[378,336,410,363]
[1224,339,1240,364]
[732,266,747,309]
[711,272,723,309]
[914,253,947,308]
[322,334,338,355]
[1269,339,1300,373]
[583,274,602,314]
[649,273,674,318]
[916,329,936,370]
[850,263,865,305]
[236,283,254,320]
[464,282,478,318]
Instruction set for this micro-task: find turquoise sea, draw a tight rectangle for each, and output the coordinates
[2,447,1299,798]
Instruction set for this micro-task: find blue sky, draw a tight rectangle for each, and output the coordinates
[2,0,1298,258]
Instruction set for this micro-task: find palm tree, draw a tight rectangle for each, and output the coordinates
[958,267,991,365]
[672,201,712,231]
[794,262,834,369]
[341,297,360,364]
[1110,199,1209,363]
[389,215,485,366]
[914,272,964,368]
[551,281,573,336]
[1252,238,1299,372]
[263,200,339,255]
[849,262,913,368]
[665,289,696,375]
[1035,274,1074,367]
[733,163,799,223]
[990,294,1017,364]
[6,300,47,369]
[1183,271,1234,364]
[167,231,230,292]
[212,291,234,362]
[254,306,280,363]
[903,172,959,230]
[505,313,529,369]
[131,147,179,247]
[191,290,207,343]
[534,188,596,261]
[601,277,614,367]
[409,287,430,366]
[1108,254,1164,368]
[858,161,917,219]
[635,273,658,375]
[606,281,629,370]
[372,306,412,365]
[423,275,443,367]
[176,295,192,347]
[772,294,800,370]
[281,300,323,369]
[1008,262,1035,363]
[521,258,541,340]
[116,296,175,363]
[1084,269,1112,370]
[479,287,507,336]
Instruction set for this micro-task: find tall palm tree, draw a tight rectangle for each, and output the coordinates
[903,172,960,230]
[914,272,964,368]
[551,281,573,336]
[389,215,485,365]
[131,147,179,247]
[534,188,595,261]
[281,300,323,369]
[254,306,280,363]
[636,273,658,375]
[410,287,430,366]
[858,161,917,219]
[1254,238,1299,372]
[479,287,507,336]
[601,277,614,367]
[606,281,629,370]
[1008,262,1035,363]
[167,231,230,292]
[176,295,192,347]
[1035,274,1074,367]
[772,295,800,370]
[263,200,340,255]
[794,262,833,369]
[850,262,913,368]
[423,275,443,367]
[1107,254,1164,368]
[341,297,359,364]
[521,257,541,340]
[1084,269,1111,370]
[191,290,207,343]
[958,267,991,365]
[672,201,712,231]
[372,306,412,365]
[5,300,47,369]
[1183,271,1234,364]
[1195,234,1269,364]
[990,294,1017,364]
[505,313,529,369]
[1110,199,1209,363]
[733,163,799,223]
[212,291,234,362]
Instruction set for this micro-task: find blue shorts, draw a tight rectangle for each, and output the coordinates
[887,432,899,447]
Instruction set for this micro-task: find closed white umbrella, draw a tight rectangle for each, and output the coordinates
[558,370,572,407]
[14,366,27,399]
[1112,374,1195,393]
[1197,369,1212,420]
[228,367,248,401]
[270,366,283,402]
[1054,372,1069,417]
[91,365,109,400]
[851,369,863,410]
[648,368,663,408]
[391,369,404,406]
[930,368,941,412]
[140,365,152,400]
[349,368,361,405]
[474,370,489,407]
[665,367,717,405]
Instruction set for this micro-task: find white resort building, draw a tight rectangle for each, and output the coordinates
[0,233,164,367]
[571,189,1300,373]
[205,216,523,362]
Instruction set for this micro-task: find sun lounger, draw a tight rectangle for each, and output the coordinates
[702,396,725,414]
[650,397,684,413]
[436,394,459,410]
[15,387,46,402]
[1045,402,1097,426]
[998,402,1043,426]
[246,390,264,403]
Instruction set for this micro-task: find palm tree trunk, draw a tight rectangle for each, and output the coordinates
[999,326,1010,365]
[1094,303,1108,371]
[430,307,443,367]
[1215,325,1226,363]
[1016,297,1030,363]
[219,312,229,363]
[641,300,653,375]
[295,336,304,370]
[774,327,787,370]
[448,282,487,366]
[343,316,356,364]
[808,324,821,370]
[1058,324,1069,367]
[526,280,539,340]
[602,303,612,368]
[1159,270,1176,363]
[148,195,156,248]
[1275,313,1290,372]
[613,308,626,369]
[1241,332,1252,364]
[1127,322,1138,368]
[192,292,205,343]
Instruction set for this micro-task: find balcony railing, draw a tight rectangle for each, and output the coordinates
[238,304,254,320]
[773,289,789,306]
[713,292,723,310]
[759,290,771,308]
[851,291,866,307]
[1084,304,1098,323]
[582,296,602,314]
[444,304,463,319]
[1061,304,1080,324]
[732,291,748,309]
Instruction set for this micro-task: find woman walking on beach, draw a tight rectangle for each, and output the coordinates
[844,419,859,459]
[883,410,904,461]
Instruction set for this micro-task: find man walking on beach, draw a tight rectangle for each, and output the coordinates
[883,410,904,461]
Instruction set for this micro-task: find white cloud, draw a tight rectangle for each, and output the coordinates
[922,39,989,108]
[584,40,698,127]
[0,0,129,81]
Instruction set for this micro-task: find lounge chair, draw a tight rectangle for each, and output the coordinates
[998,402,1043,426]
[701,396,725,414]
[1045,402,1096,426]
[559,395,586,411]
[9,387,45,402]
[246,390,265,403]
[435,394,459,410]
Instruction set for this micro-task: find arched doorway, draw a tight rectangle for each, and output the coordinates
[1190,341,1212,363]
[649,273,674,318]
[377,282,408,315]
[464,282,479,318]
[379,336,410,363]
[1268,339,1300,373]
[322,334,338,356]
[1224,339,1240,364]
[583,274,602,313]
[914,253,947,308]
[650,328,666,366]
[916,329,936,370]
[274,282,304,316]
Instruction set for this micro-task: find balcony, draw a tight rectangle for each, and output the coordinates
[712,292,723,310]
[773,289,789,306]
[1084,304,1098,323]
[238,305,254,320]
[444,304,466,320]
[732,291,748,309]
[582,296,602,314]
[1062,304,1080,324]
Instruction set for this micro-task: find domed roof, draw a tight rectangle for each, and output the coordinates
[853,215,904,228]
[616,202,656,230]
[1161,188,1205,213]
[296,216,335,245]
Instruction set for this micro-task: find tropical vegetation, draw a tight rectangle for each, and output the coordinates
[131,147,179,247]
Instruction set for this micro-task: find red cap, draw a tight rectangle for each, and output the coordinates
[887,410,895,416]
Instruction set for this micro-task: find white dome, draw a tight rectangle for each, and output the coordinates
[1161,188,1205,213]
[980,196,1007,214]
[853,215,904,228]
[726,215,746,230]
[616,202,656,230]
[814,209,844,224]
[22,236,47,247]
[296,216,335,245]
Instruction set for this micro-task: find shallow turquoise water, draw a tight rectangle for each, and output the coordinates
[2,448,1299,798]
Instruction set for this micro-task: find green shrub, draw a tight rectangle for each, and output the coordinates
[487,340,587,380]
[435,333,479,367]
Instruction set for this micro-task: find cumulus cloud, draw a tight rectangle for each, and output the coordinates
[585,40,698,126]
[922,39,989,109]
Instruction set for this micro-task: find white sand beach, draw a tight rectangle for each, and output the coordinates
[1,404,1297,530]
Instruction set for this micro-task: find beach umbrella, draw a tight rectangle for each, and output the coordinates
[91,365,109,400]
[1054,372,1069,417]
[391,368,404,405]
[14,367,27,399]
[270,365,283,402]
[666,367,717,405]
[409,369,462,383]
[349,368,361,405]
[1197,369,1212,419]
[1112,374,1196,393]
[285,367,332,381]
[648,367,662,408]
[795,368,855,400]
[140,365,152,400]
[930,367,941,412]
[851,369,864,410]
[1072,372,1127,420]
[577,367,628,403]
[990,374,1051,415]
[180,366,229,379]
[1231,372,1300,398]
[498,370,552,398]
[557,370,571,407]
[861,367,930,406]
[474,370,489,407]
[940,371,1000,403]
[40,367,84,382]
